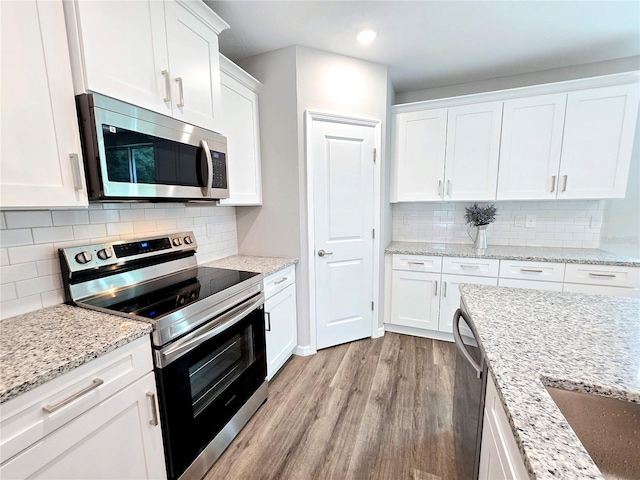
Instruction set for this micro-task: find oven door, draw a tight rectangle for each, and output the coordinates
[154,294,266,479]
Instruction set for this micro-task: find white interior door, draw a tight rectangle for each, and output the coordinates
[311,116,376,350]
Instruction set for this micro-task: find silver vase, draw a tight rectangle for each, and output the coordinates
[474,224,488,251]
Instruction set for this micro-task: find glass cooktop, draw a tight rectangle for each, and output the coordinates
[84,267,260,320]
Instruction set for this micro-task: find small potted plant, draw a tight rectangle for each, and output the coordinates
[464,203,498,251]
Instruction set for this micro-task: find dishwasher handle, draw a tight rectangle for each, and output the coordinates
[452,309,482,379]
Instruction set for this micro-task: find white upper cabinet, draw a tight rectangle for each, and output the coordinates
[65,0,228,131]
[392,109,447,202]
[497,94,567,200]
[0,0,88,208]
[218,55,263,206]
[444,102,503,201]
[558,84,639,199]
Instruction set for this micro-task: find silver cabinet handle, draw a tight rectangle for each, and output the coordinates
[69,153,83,191]
[562,174,568,192]
[274,277,288,285]
[408,261,425,265]
[443,281,447,298]
[146,392,159,426]
[520,268,543,273]
[434,280,438,296]
[200,139,213,198]
[318,249,333,257]
[551,175,556,193]
[175,77,185,107]
[589,273,616,278]
[161,70,171,102]
[438,179,443,196]
[43,378,103,413]
[460,264,480,270]
[446,179,452,197]
[453,309,482,379]
[265,311,271,331]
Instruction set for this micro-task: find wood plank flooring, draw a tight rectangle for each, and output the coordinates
[205,333,457,480]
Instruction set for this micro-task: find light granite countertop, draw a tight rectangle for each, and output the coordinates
[0,305,152,404]
[386,241,640,266]
[459,284,640,480]
[205,255,298,276]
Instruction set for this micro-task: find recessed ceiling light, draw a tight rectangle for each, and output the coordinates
[356,27,377,45]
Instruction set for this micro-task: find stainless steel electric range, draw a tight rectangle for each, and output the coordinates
[59,232,268,480]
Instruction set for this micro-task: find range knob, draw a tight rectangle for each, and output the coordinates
[172,237,182,247]
[183,236,193,245]
[74,251,92,264]
[97,248,113,260]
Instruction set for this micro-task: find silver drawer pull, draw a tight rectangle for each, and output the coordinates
[43,378,103,413]
[460,264,480,269]
[274,277,288,285]
[434,280,438,296]
[265,311,272,331]
[551,175,556,193]
[408,261,425,265]
[146,392,159,426]
[520,268,543,273]
[589,273,617,278]
[562,174,568,192]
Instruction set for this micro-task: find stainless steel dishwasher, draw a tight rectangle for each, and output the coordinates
[452,307,488,480]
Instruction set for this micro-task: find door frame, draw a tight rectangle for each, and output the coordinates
[304,110,383,353]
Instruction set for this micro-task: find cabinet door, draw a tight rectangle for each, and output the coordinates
[439,274,497,333]
[265,284,297,381]
[0,373,166,480]
[392,109,447,202]
[444,102,502,201]
[390,270,440,330]
[0,0,88,208]
[558,84,639,199]
[69,0,171,116]
[497,94,567,200]
[165,0,222,131]
[218,61,263,206]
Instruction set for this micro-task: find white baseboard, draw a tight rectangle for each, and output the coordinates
[372,326,385,338]
[383,323,454,343]
[293,344,315,356]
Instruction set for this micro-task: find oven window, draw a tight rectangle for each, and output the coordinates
[189,325,256,417]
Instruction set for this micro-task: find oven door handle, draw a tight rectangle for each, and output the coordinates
[156,293,265,367]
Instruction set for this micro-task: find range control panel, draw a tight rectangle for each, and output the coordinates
[61,232,197,273]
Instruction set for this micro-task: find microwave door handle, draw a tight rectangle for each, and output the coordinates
[200,139,213,198]
[452,309,483,379]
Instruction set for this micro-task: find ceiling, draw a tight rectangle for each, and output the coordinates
[206,1,640,94]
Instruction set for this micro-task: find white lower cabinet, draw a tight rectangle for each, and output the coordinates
[479,376,528,480]
[499,278,563,292]
[264,266,297,381]
[563,283,639,298]
[439,274,498,333]
[390,270,441,330]
[0,336,165,480]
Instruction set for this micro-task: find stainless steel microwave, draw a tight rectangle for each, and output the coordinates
[76,93,229,201]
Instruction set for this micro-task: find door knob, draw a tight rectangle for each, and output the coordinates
[317,249,333,257]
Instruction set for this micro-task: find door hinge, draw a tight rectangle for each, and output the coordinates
[372,228,375,239]
[371,301,374,311]
[373,147,377,163]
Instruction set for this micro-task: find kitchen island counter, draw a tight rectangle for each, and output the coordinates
[459,284,639,479]
[387,241,640,266]
[0,305,152,404]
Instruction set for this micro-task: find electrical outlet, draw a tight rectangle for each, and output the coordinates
[526,215,536,228]
[514,217,525,227]
[591,215,602,229]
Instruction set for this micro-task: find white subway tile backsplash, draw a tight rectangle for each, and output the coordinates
[0,213,6,230]
[0,249,8,266]
[41,289,65,308]
[89,209,120,224]
[1,263,38,284]
[32,226,74,244]
[73,224,107,240]
[0,229,33,247]
[52,210,89,226]
[8,244,56,264]
[36,259,61,277]
[119,209,146,222]
[15,274,61,297]
[133,220,158,233]
[106,222,134,236]
[0,294,42,319]
[1,283,17,302]
[5,211,52,229]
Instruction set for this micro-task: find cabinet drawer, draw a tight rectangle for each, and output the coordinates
[564,264,639,288]
[442,256,499,277]
[0,336,152,463]
[264,265,296,298]
[392,254,442,273]
[499,278,563,292]
[499,260,565,282]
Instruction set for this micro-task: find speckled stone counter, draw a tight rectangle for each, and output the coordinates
[0,305,152,404]
[386,241,640,266]
[459,284,640,480]
[205,255,298,276]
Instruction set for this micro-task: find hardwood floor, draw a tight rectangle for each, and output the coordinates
[205,333,458,480]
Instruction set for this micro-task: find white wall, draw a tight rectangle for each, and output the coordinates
[0,203,238,320]
[393,200,604,248]
[601,111,640,258]
[396,56,640,103]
